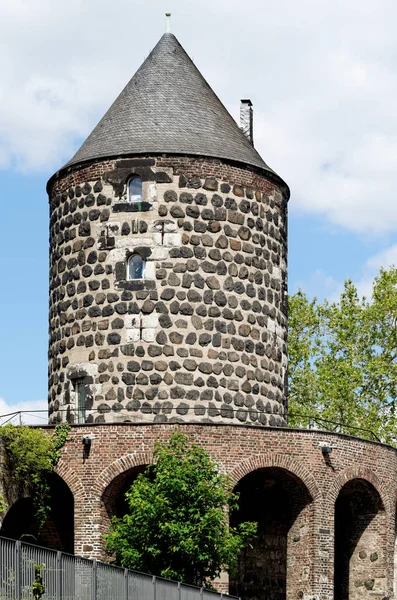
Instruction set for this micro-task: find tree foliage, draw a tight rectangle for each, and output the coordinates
[0,424,70,527]
[289,267,397,443]
[105,432,256,586]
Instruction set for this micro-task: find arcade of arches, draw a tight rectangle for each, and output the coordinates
[1,423,397,600]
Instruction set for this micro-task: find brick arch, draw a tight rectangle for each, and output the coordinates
[95,451,154,498]
[230,453,320,500]
[330,466,390,510]
[1,468,74,553]
[54,463,84,501]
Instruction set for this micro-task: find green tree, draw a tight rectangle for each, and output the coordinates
[105,432,256,586]
[0,424,70,528]
[288,267,397,444]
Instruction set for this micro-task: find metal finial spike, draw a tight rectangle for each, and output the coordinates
[165,12,172,33]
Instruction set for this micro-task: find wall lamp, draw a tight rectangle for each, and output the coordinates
[82,435,95,448]
[319,442,338,456]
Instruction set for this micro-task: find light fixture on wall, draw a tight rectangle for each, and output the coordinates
[319,442,338,456]
[82,435,95,448]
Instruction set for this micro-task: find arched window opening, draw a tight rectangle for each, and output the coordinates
[128,254,145,280]
[74,378,86,424]
[128,176,143,204]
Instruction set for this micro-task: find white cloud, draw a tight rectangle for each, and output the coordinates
[365,243,397,272]
[292,268,344,301]
[2,0,397,232]
[0,398,48,426]
[295,242,397,301]
[354,243,397,298]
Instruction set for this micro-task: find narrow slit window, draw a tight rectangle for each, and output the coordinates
[75,379,86,424]
[128,254,145,280]
[128,176,143,204]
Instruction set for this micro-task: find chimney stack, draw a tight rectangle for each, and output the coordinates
[240,99,254,145]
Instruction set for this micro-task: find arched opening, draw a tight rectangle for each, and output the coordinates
[0,497,36,543]
[0,473,74,553]
[334,478,385,600]
[99,464,148,553]
[102,464,148,521]
[229,467,313,600]
[128,176,143,204]
[128,253,145,280]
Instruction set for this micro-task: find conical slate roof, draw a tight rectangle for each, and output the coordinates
[64,33,275,175]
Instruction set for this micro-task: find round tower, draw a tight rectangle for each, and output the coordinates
[47,31,289,427]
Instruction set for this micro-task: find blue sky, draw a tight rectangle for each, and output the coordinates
[1,0,397,418]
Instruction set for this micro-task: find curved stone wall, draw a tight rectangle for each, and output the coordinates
[47,156,288,426]
[3,423,396,600]
[52,423,397,600]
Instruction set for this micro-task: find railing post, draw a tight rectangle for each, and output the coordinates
[124,568,129,600]
[15,540,21,600]
[92,560,97,600]
[0,537,235,600]
[56,551,62,600]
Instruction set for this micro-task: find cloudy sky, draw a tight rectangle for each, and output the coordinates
[1,0,397,418]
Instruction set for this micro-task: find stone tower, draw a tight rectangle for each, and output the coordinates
[47,31,290,427]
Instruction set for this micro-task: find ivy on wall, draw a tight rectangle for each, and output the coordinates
[0,492,6,516]
[0,424,70,529]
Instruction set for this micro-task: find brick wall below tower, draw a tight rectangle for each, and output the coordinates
[46,423,397,600]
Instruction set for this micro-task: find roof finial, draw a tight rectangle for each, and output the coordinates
[165,12,172,33]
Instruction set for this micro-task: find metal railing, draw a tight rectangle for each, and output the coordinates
[0,407,381,442]
[0,536,237,600]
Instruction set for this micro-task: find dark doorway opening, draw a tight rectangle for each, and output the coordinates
[102,465,148,520]
[334,478,384,600]
[0,473,74,553]
[230,467,312,600]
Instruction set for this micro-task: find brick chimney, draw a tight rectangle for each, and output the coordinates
[240,99,254,145]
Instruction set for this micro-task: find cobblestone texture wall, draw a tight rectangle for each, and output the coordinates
[47,156,288,426]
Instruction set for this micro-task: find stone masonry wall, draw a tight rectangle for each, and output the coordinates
[47,156,288,426]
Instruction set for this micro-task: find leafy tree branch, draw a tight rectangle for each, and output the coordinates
[105,432,256,587]
[0,424,70,529]
[289,267,397,443]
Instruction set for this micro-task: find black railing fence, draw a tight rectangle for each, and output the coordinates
[0,407,381,442]
[0,536,237,600]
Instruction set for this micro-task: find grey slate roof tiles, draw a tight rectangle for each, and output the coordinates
[64,33,275,176]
